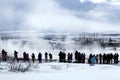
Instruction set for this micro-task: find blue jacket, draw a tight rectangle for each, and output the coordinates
[90,56,96,64]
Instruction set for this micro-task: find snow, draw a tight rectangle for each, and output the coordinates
[0,62,120,80]
[0,32,120,80]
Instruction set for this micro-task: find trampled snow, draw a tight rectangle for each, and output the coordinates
[0,62,120,80]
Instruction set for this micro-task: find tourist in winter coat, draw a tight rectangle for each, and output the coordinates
[67,53,71,63]
[2,49,7,62]
[13,50,19,62]
[90,55,96,65]
[23,52,26,62]
[49,53,52,62]
[26,53,29,62]
[31,53,35,63]
[59,51,63,62]
[45,52,48,62]
[99,53,102,64]
[70,53,73,63]
[38,52,42,63]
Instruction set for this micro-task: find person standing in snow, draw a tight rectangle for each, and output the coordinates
[59,51,63,62]
[23,52,26,62]
[90,55,96,65]
[4,51,7,62]
[49,53,53,62]
[110,53,113,64]
[114,53,119,64]
[117,53,119,64]
[75,50,78,62]
[31,53,35,63]
[67,53,71,63]
[2,49,7,62]
[45,52,48,62]
[70,53,73,63]
[63,52,66,62]
[83,53,86,63]
[99,53,102,64]
[103,53,106,64]
[13,50,19,62]
[88,54,92,64]
[26,53,29,62]
[38,52,42,63]
[96,54,98,64]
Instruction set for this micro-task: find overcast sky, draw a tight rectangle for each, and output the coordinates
[0,0,120,33]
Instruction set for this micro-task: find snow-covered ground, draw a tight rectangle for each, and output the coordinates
[0,62,120,80]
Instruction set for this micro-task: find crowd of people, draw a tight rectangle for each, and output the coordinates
[88,53,119,64]
[0,49,119,65]
[58,51,73,63]
[74,51,85,63]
